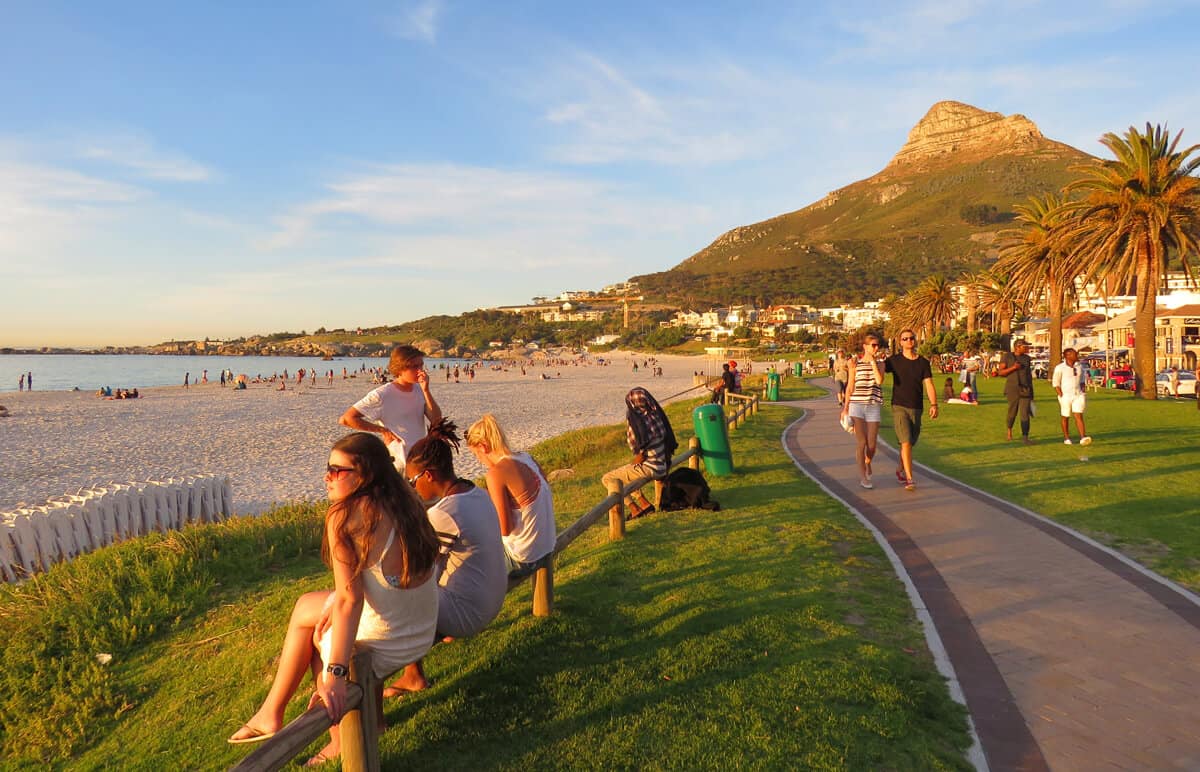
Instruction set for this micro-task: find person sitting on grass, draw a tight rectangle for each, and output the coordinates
[227,433,439,768]
[466,414,557,579]
[383,419,507,699]
[602,387,678,519]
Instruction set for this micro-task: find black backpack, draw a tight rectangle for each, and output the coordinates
[660,467,720,512]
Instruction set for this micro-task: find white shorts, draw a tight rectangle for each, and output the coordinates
[1059,393,1086,417]
[848,402,881,423]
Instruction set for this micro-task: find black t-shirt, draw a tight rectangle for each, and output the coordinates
[721,370,737,392]
[885,354,933,409]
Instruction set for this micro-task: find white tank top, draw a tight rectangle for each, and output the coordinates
[502,453,557,564]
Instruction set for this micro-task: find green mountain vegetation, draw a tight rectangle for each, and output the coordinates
[635,103,1096,309]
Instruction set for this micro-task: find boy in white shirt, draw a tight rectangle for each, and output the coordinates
[1052,348,1091,445]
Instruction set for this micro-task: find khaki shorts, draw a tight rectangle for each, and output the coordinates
[893,405,921,446]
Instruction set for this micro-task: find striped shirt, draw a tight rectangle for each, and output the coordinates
[848,357,883,405]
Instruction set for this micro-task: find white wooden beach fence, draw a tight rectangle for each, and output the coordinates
[0,474,234,583]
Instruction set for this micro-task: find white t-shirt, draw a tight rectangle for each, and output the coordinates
[352,382,428,466]
[427,485,507,639]
[503,453,556,565]
[1052,361,1086,400]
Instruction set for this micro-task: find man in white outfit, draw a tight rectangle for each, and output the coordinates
[1052,348,1091,446]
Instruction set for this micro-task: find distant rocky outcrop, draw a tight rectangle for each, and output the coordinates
[885,101,1048,169]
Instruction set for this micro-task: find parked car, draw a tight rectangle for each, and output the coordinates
[1107,369,1136,389]
[1155,370,1198,397]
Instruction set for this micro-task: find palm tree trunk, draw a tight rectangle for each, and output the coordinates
[1134,255,1159,400]
[966,290,977,335]
[1049,290,1064,367]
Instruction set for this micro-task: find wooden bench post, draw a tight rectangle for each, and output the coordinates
[606,480,626,541]
[688,438,700,471]
[341,652,381,772]
[532,555,554,617]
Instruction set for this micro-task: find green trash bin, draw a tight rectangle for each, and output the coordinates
[692,404,734,476]
[793,361,803,377]
[767,372,781,402]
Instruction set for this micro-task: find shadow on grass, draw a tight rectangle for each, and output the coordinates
[376,506,970,771]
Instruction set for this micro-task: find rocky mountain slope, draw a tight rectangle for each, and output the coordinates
[635,101,1097,307]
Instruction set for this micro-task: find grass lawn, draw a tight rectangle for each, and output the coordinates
[1,378,970,770]
[881,374,1200,591]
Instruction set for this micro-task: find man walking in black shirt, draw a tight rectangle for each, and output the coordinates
[885,329,939,491]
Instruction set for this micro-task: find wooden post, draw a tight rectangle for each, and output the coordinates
[342,653,381,772]
[688,438,700,471]
[532,557,554,617]
[607,481,625,541]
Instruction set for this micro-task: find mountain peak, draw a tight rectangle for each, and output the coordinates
[886,100,1045,169]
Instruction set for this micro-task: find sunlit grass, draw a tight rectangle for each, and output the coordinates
[3,379,969,769]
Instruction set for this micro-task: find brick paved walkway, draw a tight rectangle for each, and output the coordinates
[778,386,1200,772]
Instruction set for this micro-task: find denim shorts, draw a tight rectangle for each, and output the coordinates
[847,401,881,423]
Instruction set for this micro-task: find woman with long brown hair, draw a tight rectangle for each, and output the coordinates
[228,432,439,766]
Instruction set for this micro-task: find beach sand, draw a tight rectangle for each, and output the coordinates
[0,352,746,515]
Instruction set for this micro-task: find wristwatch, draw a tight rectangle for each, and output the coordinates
[326,663,349,678]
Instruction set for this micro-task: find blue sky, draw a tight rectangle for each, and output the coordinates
[2,1,1198,347]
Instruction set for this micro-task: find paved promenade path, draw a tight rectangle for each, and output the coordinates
[776,383,1200,772]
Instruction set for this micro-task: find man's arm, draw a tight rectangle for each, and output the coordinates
[339,406,398,445]
[922,376,939,418]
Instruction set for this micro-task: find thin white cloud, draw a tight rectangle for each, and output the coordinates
[392,0,442,43]
[76,134,212,182]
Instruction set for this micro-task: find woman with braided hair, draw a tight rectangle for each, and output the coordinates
[382,418,507,698]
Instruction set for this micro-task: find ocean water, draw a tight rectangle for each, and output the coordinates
[0,354,474,393]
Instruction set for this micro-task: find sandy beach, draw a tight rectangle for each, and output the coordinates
[0,352,747,515]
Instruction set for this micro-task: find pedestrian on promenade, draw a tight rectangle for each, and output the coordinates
[1053,348,1092,445]
[885,329,938,491]
[1169,366,1180,399]
[840,333,884,489]
[997,339,1035,444]
[340,345,443,471]
[832,349,850,406]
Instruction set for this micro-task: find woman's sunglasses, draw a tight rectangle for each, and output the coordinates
[326,464,355,479]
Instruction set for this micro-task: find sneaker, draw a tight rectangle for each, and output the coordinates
[1080,436,1092,446]
[860,479,873,489]
[895,469,907,484]
[1063,438,1073,445]
[904,480,916,491]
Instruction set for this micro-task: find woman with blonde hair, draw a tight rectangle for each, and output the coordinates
[466,414,556,578]
[227,432,439,767]
[839,333,885,489]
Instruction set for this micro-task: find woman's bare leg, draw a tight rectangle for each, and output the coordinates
[230,590,331,740]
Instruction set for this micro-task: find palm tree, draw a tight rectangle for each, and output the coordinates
[905,274,959,335]
[957,271,980,335]
[995,193,1081,366]
[1062,123,1200,399]
[972,269,1018,335]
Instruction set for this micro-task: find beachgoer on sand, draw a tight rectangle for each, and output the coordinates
[227,433,439,768]
[340,345,443,471]
[602,387,678,519]
[381,418,506,700]
[466,414,556,578]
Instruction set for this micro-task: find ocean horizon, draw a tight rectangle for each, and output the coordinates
[0,353,477,393]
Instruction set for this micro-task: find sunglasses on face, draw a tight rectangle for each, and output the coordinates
[408,469,428,486]
[901,336,915,341]
[326,464,355,479]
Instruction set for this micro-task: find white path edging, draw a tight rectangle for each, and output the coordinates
[0,474,234,583]
[781,416,989,772]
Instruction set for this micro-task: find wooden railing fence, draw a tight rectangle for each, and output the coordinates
[232,391,762,771]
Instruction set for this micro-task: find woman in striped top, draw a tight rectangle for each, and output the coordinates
[840,333,885,489]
